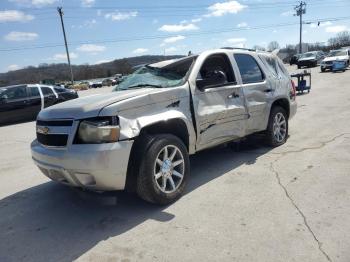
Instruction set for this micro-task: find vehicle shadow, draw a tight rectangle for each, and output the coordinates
[0,136,271,262]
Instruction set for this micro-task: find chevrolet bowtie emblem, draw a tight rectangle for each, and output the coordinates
[37,126,50,135]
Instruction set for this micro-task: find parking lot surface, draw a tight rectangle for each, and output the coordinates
[0,67,349,262]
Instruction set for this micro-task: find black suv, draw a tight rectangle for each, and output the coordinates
[0,84,78,126]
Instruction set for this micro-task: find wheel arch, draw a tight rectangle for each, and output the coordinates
[270,98,290,118]
[124,116,193,192]
[139,118,190,150]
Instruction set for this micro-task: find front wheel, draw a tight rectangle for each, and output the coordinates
[265,106,288,147]
[136,134,189,205]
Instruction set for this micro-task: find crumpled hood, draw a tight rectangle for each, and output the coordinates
[38,88,156,120]
[298,56,316,61]
[323,55,349,62]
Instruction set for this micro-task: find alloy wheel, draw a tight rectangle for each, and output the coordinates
[273,112,287,143]
[153,145,185,194]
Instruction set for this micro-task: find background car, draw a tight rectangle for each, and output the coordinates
[53,86,78,101]
[320,49,350,72]
[297,51,325,68]
[0,84,78,126]
[289,54,301,65]
[102,78,114,86]
[90,80,103,88]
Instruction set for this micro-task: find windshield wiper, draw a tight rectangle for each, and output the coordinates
[127,84,164,89]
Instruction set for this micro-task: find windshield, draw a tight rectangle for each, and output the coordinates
[114,56,196,91]
[301,52,316,58]
[328,50,347,57]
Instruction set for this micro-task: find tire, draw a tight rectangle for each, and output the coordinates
[297,65,301,69]
[265,106,288,147]
[136,134,189,205]
[321,67,325,72]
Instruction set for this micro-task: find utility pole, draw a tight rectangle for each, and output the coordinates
[57,7,74,84]
[294,1,306,54]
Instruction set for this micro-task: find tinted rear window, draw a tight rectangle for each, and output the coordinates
[259,55,278,76]
[41,86,54,96]
[30,86,40,97]
[234,54,264,84]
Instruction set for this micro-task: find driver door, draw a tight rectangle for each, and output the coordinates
[191,53,248,151]
[0,85,29,125]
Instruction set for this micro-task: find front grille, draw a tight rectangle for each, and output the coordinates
[37,120,73,126]
[37,133,69,147]
[36,119,73,147]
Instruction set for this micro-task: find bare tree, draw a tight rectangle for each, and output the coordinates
[252,45,266,51]
[328,31,350,49]
[267,41,280,51]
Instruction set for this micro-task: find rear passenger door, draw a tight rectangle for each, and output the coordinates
[233,53,270,133]
[26,85,42,118]
[41,86,57,108]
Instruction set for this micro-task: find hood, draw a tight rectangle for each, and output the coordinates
[298,56,316,61]
[38,88,156,120]
[323,55,349,62]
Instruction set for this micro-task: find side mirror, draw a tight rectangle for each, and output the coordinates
[196,70,227,90]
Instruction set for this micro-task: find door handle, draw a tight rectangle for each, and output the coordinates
[264,89,273,93]
[228,92,239,99]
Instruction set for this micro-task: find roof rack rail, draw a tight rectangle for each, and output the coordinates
[221,47,256,52]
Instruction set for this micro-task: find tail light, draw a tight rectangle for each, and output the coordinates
[290,80,296,100]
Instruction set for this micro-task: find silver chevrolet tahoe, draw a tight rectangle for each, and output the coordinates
[31,48,297,204]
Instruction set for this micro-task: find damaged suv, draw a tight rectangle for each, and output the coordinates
[31,48,297,204]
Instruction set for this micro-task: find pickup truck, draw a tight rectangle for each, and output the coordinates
[31,48,297,204]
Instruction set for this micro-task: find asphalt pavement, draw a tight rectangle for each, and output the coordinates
[0,66,349,262]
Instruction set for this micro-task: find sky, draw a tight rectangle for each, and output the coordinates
[0,0,350,73]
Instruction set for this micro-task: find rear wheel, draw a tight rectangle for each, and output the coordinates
[265,106,288,147]
[136,134,189,205]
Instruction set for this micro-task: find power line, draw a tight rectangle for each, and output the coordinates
[1,15,350,52]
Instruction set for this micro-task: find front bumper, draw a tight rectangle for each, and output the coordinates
[289,100,297,120]
[321,65,333,70]
[31,139,133,191]
[298,60,316,67]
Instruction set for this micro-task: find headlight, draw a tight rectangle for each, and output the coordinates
[77,117,120,144]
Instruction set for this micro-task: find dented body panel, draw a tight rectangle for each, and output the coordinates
[31,48,297,191]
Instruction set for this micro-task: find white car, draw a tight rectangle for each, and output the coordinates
[320,49,350,72]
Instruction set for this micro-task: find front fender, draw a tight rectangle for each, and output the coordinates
[118,110,196,154]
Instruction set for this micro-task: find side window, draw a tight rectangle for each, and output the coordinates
[5,86,27,100]
[30,86,40,97]
[277,59,289,77]
[234,54,264,84]
[41,86,54,96]
[259,55,278,76]
[197,54,236,88]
